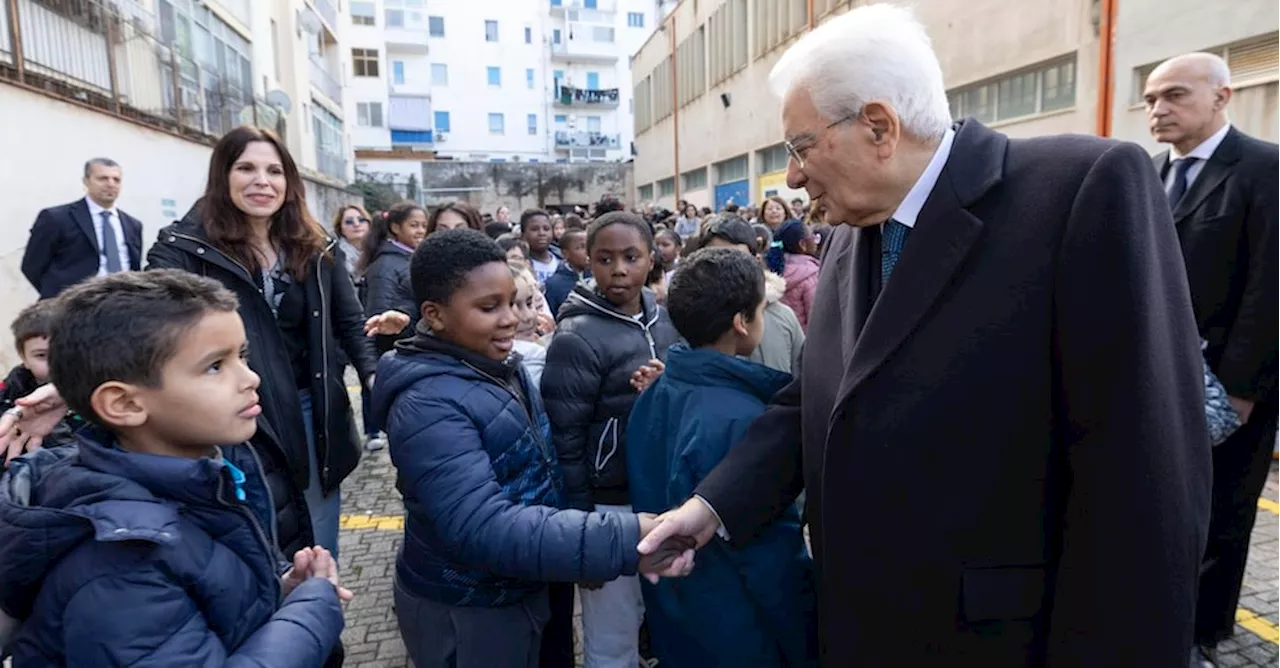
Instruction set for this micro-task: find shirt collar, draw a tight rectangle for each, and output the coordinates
[85,196,118,219]
[1171,122,1231,161]
[890,127,955,229]
[390,238,415,254]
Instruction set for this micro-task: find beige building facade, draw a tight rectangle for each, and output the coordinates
[630,0,1278,211]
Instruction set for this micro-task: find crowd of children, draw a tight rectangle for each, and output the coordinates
[0,189,825,668]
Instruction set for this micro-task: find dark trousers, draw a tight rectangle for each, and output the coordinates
[1195,399,1278,645]
[394,576,551,668]
[539,583,577,668]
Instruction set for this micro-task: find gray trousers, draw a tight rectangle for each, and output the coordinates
[394,576,551,668]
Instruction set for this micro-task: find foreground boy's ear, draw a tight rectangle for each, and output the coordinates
[420,302,444,334]
[91,382,149,429]
[731,312,749,338]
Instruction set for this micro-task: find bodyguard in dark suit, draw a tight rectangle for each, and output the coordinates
[21,158,143,299]
[1144,52,1279,665]
[637,6,1211,666]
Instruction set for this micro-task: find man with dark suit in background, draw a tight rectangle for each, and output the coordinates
[1145,52,1279,668]
[21,158,143,299]
[637,5,1212,666]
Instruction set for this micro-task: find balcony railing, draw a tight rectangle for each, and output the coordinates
[554,131,621,148]
[554,84,619,106]
[549,37,618,63]
[310,0,338,32]
[0,0,281,142]
[316,150,348,181]
[309,55,342,104]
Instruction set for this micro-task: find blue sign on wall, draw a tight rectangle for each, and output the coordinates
[714,180,749,210]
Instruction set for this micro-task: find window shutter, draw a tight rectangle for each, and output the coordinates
[1227,34,1279,85]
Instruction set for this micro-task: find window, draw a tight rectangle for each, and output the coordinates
[592,26,615,42]
[586,115,601,132]
[714,155,748,183]
[386,8,403,27]
[528,113,538,135]
[352,48,379,77]
[434,110,451,132]
[554,114,567,126]
[485,20,498,42]
[638,184,654,201]
[757,144,789,173]
[634,77,652,133]
[488,113,505,134]
[428,15,444,36]
[586,72,600,89]
[657,178,675,197]
[431,63,448,85]
[526,68,535,89]
[392,60,406,85]
[270,19,281,80]
[553,69,565,85]
[947,55,1077,123]
[754,0,806,59]
[487,66,501,86]
[627,12,644,28]
[553,29,562,44]
[682,168,708,191]
[525,26,532,44]
[652,59,672,121]
[585,0,597,7]
[356,102,383,127]
[676,27,706,107]
[351,1,375,25]
[1132,33,1278,104]
[709,0,748,86]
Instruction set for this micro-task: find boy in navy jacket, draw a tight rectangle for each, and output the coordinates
[0,270,346,666]
[627,248,817,667]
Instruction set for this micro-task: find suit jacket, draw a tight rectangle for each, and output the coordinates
[20,199,143,299]
[1153,127,1278,404]
[696,120,1212,667]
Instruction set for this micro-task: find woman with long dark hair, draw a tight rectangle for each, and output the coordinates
[426,200,483,235]
[360,201,427,354]
[147,126,407,559]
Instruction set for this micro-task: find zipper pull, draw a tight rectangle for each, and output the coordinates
[223,460,248,502]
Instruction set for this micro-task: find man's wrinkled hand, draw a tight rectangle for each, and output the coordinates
[636,500,722,583]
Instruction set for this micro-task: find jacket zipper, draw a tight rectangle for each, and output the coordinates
[242,442,280,553]
[568,292,659,358]
[216,458,282,602]
[462,361,556,465]
[316,253,331,490]
[167,231,255,282]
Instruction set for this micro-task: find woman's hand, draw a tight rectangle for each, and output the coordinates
[365,310,411,337]
[629,359,666,393]
[2,384,69,466]
[536,312,556,336]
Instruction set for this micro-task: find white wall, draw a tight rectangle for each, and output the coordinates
[0,87,214,368]
[345,0,392,150]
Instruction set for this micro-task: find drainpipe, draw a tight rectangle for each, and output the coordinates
[1094,0,1117,136]
[808,0,815,29]
[669,13,680,205]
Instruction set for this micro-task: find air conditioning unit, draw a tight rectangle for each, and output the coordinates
[435,132,448,142]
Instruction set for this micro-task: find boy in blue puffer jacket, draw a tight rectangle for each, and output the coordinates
[372,229,683,668]
[0,270,346,666]
[627,248,818,667]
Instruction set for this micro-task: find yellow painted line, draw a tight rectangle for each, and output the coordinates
[340,514,404,531]
[1259,497,1279,515]
[1237,607,1279,645]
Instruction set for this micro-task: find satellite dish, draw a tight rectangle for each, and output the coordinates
[266,90,292,115]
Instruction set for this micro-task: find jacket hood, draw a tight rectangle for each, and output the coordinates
[558,281,661,328]
[663,343,792,402]
[784,253,820,283]
[371,325,523,427]
[764,271,787,304]
[0,431,243,618]
[372,239,412,262]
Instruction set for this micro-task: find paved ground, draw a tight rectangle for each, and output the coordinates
[337,382,1280,667]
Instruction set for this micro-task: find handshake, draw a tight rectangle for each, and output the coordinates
[631,497,724,584]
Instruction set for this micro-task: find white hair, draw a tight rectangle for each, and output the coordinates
[1200,53,1232,88]
[768,4,952,141]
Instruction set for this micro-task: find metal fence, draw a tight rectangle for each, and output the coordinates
[0,0,281,142]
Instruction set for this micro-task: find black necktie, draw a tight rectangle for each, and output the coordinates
[100,210,123,273]
[1167,157,1199,209]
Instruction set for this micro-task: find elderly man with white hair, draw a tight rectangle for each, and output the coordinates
[1144,52,1278,667]
[638,4,1211,666]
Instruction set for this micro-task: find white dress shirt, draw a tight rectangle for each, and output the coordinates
[1166,122,1231,191]
[85,197,131,275]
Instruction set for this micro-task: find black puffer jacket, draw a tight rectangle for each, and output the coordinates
[542,284,679,508]
[146,210,378,517]
[363,240,416,355]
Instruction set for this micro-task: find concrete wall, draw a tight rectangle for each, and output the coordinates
[0,86,361,368]
[396,161,635,213]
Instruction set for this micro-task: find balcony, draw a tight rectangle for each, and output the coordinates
[555,131,621,149]
[385,10,429,52]
[308,0,338,33]
[550,0,617,15]
[549,34,619,63]
[316,150,348,181]
[554,85,620,107]
[308,55,342,104]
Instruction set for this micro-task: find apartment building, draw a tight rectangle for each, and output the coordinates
[346,0,662,185]
[630,0,1278,210]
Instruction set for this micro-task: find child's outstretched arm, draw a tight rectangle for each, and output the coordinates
[541,330,603,510]
[390,392,641,583]
[61,565,343,667]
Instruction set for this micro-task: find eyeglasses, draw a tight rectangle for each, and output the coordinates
[343,217,370,226]
[784,111,861,169]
